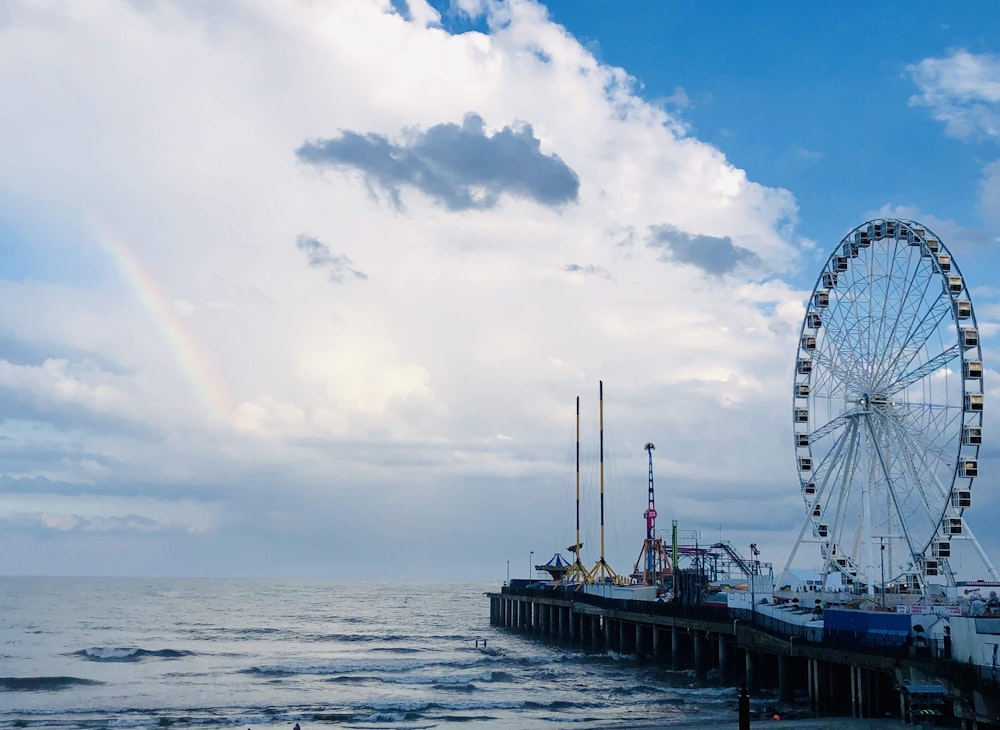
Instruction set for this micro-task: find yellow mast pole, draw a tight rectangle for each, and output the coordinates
[575,395,582,573]
[599,380,606,577]
[590,380,618,584]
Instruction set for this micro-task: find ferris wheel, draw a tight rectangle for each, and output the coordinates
[784,218,999,596]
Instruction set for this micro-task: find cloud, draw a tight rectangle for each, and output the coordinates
[18,511,189,534]
[867,204,994,253]
[563,263,611,278]
[908,50,1000,140]
[296,112,580,211]
[295,235,367,284]
[0,0,815,578]
[647,224,761,276]
[793,145,823,161]
[908,51,1000,229]
[980,160,1000,225]
[40,512,80,531]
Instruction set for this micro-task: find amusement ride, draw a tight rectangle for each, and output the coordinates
[783,218,999,597]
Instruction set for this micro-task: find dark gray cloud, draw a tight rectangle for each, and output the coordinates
[648,224,760,276]
[563,263,611,278]
[296,113,580,211]
[295,235,367,284]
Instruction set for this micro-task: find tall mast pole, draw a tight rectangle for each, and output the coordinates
[588,380,618,584]
[575,395,581,570]
[599,380,606,575]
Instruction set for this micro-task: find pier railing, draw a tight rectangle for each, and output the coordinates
[500,584,733,623]
[500,584,949,660]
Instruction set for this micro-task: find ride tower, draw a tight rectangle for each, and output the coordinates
[631,442,672,586]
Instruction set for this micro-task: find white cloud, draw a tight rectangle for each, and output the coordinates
[908,50,1000,140]
[980,159,1000,225]
[908,51,1000,229]
[867,204,994,256]
[0,0,815,577]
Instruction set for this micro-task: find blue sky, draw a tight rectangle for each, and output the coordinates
[1,0,1000,584]
[538,2,1000,244]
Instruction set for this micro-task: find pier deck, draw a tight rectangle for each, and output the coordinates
[488,585,1000,728]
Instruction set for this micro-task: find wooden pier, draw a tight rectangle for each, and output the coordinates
[488,585,1000,727]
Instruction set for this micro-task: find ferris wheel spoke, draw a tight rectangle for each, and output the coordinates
[826,421,861,553]
[864,416,921,562]
[810,431,852,496]
[882,402,963,458]
[884,344,961,397]
[871,248,901,368]
[872,246,924,379]
[809,414,851,442]
[813,351,862,393]
[872,262,939,389]
[879,408,958,492]
[871,411,947,537]
[879,299,954,391]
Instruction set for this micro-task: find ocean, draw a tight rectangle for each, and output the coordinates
[0,577,744,729]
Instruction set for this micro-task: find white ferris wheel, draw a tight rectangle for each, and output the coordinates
[784,218,999,596]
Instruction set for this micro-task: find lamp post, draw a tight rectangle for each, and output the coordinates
[529,551,534,579]
[506,559,510,586]
[880,539,886,608]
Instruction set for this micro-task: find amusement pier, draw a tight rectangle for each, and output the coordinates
[489,219,1000,728]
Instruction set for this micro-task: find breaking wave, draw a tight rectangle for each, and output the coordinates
[0,676,103,691]
[72,647,194,662]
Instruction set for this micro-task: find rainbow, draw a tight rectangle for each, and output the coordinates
[101,237,231,420]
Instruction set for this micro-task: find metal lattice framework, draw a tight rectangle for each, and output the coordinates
[784,218,998,596]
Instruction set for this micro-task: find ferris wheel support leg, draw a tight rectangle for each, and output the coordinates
[816,422,856,588]
[782,505,817,577]
[961,523,1000,582]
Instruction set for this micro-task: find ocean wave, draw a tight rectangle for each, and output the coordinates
[523,699,579,711]
[607,683,670,697]
[323,672,488,688]
[244,656,488,677]
[367,646,427,653]
[437,715,497,723]
[0,675,103,691]
[323,674,382,684]
[359,698,580,715]
[302,632,411,642]
[310,712,356,723]
[432,682,478,692]
[353,711,424,724]
[187,627,293,641]
[72,647,194,662]
[238,667,297,678]
[669,684,738,699]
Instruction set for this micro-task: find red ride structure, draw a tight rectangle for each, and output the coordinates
[631,442,673,587]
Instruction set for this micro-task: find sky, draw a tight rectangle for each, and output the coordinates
[2,0,1000,581]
